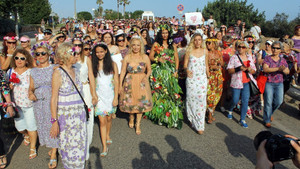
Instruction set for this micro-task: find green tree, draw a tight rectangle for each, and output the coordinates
[19,0,51,24]
[261,13,299,38]
[202,0,265,27]
[131,10,143,19]
[104,9,121,20]
[77,11,92,21]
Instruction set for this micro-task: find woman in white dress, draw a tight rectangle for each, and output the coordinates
[74,42,97,160]
[92,43,119,157]
[184,33,209,135]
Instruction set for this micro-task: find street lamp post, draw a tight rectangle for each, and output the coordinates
[74,0,77,20]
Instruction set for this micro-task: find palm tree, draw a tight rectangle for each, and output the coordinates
[122,0,130,19]
[117,0,120,19]
[96,0,104,17]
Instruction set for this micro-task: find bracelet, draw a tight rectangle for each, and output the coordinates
[7,54,13,57]
[4,102,15,107]
[50,117,58,124]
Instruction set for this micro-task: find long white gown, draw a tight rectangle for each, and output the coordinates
[186,54,208,131]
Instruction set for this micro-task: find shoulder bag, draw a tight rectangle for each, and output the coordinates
[59,67,89,121]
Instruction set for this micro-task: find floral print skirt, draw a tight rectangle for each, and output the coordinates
[207,70,223,112]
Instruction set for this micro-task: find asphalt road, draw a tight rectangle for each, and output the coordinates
[1,87,299,169]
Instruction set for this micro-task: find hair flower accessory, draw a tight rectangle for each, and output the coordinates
[31,41,54,56]
[173,37,183,44]
[91,42,107,50]
[3,36,19,41]
[9,73,20,84]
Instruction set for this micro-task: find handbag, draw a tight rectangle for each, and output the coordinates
[237,55,260,97]
[59,67,89,121]
[256,72,267,93]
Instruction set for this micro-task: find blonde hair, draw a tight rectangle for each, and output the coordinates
[55,42,73,65]
[186,33,203,55]
[127,37,145,56]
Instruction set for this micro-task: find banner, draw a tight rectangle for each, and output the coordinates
[185,12,203,26]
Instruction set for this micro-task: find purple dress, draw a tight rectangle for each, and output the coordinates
[293,39,300,66]
[57,68,87,169]
[31,64,59,148]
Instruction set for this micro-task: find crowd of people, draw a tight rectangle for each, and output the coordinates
[0,16,299,169]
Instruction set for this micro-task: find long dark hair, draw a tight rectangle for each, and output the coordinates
[155,29,173,49]
[141,29,152,47]
[91,44,114,77]
[101,32,115,45]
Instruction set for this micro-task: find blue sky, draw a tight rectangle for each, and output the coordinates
[49,0,299,21]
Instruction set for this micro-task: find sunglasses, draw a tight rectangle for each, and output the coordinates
[44,33,52,35]
[7,41,16,44]
[206,42,212,45]
[265,43,271,46]
[84,48,91,51]
[238,46,247,49]
[248,41,255,44]
[272,47,281,50]
[35,52,47,56]
[14,56,26,61]
[21,41,28,43]
[58,36,65,39]
[118,39,125,42]
[74,44,83,47]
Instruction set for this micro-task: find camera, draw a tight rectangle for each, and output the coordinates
[254,131,299,162]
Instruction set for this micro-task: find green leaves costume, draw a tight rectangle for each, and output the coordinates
[145,45,183,129]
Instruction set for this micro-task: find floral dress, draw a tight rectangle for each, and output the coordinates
[119,60,152,113]
[186,54,208,131]
[57,68,87,169]
[146,45,183,129]
[31,65,59,148]
[207,51,223,112]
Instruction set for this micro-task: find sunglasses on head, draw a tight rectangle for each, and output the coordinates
[74,44,83,47]
[14,56,26,61]
[7,41,16,44]
[35,52,47,56]
[238,46,246,49]
[118,39,125,42]
[84,48,91,51]
[272,47,281,50]
[248,41,255,44]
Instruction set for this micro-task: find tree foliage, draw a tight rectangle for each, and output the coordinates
[202,0,265,27]
[19,0,51,24]
[131,10,143,19]
[104,9,121,20]
[261,13,300,38]
[77,11,92,21]
[95,0,104,17]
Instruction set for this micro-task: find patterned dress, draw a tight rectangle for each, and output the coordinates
[31,64,59,148]
[207,51,223,112]
[57,68,87,169]
[119,59,152,113]
[95,70,116,116]
[186,55,208,131]
[146,46,183,129]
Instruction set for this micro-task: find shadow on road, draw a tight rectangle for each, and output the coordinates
[89,146,103,169]
[0,120,22,167]
[132,135,214,169]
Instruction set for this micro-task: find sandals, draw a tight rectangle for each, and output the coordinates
[129,115,134,128]
[24,136,30,146]
[48,159,57,169]
[0,155,7,169]
[29,149,37,160]
[135,123,141,135]
[106,140,113,145]
[100,148,109,157]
